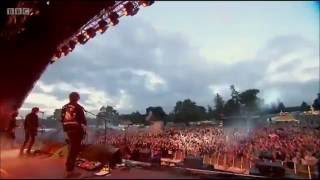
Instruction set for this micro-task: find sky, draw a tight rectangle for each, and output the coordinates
[20,1,319,117]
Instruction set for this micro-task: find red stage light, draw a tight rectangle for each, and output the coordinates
[55,50,62,58]
[97,19,108,34]
[77,34,88,44]
[68,40,77,51]
[139,0,154,7]
[109,12,119,26]
[61,45,69,56]
[86,27,96,38]
[124,2,139,16]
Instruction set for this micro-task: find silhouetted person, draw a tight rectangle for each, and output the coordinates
[7,111,18,148]
[61,92,87,178]
[20,107,39,155]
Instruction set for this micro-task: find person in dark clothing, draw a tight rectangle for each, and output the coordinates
[7,111,18,148]
[61,92,87,178]
[20,107,39,155]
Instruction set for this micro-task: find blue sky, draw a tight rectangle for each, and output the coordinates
[21,1,319,116]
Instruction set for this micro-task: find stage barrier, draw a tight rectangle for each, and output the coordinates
[175,150,318,179]
[93,140,318,179]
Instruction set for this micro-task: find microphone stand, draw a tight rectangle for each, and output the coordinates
[83,109,108,144]
[39,112,45,134]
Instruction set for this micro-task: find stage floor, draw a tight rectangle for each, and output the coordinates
[0,149,195,179]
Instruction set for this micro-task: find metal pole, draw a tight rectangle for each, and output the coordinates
[233,156,235,167]
[104,117,107,144]
[308,165,311,179]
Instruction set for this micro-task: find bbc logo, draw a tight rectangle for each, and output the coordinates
[7,8,31,15]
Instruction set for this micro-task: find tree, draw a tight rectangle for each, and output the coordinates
[97,105,119,127]
[223,85,241,116]
[214,93,224,118]
[277,102,286,112]
[312,93,320,110]
[146,106,167,123]
[300,101,310,112]
[270,103,278,114]
[207,105,215,120]
[164,112,175,123]
[239,89,261,113]
[230,85,240,105]
[173,99,207,123]
[127,111,145,124]
[53,109,62,121]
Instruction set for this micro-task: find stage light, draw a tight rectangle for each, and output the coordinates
[139,0,154,7]
[109,12,119,26]
[55,50,62,58]
[51,50,62,63]
[68,40,77,51]
[97,19,108,34]
[77,34,88,44]
[61,45,70,56]
[124,2,139,16]
[86,27,96,38]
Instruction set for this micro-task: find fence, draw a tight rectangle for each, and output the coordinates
[172,150,318,179]
[94,138,318,179]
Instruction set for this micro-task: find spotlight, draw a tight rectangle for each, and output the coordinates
[55,50,62,58]
[77,34,88,44]
[61,45,70,56]
[86,27,96,38]
[139,0,154,7]
[97,19,108,34]
[109,12,119,26]
[124,2,139,16]
[68,40,77,51]
[51,50,62,62]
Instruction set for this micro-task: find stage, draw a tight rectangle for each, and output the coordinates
[0,149,196,179]
[1,149,269,179]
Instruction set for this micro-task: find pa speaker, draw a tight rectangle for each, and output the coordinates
[254,161,285,177]
[183,156,203,169]
[80,144,122,167]
[139,149,151,162]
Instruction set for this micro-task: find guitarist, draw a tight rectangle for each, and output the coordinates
[61,92,87,178]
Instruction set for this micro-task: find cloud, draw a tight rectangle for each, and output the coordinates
[20,14,318,116]
[131,69,167,92]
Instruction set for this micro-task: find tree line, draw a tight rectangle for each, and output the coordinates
[43,85,317,127]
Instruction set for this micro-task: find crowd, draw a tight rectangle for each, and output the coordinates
[95,123,320,167]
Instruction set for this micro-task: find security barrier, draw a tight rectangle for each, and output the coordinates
[174,150,318,179]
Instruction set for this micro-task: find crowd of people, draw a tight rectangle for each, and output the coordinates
[95,123,320,167]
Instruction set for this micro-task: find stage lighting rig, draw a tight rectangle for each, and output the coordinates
[97,19,108,34]
[50,1,156,62]
[50,50,62,63]
[68,40,77,51]
[61,45,70,56]
[77,34,88,44]
[124,2,139,16]
[109,12,119,26]
[106,0,116,9]
[86,27,96,38]
[140,0,155,7]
